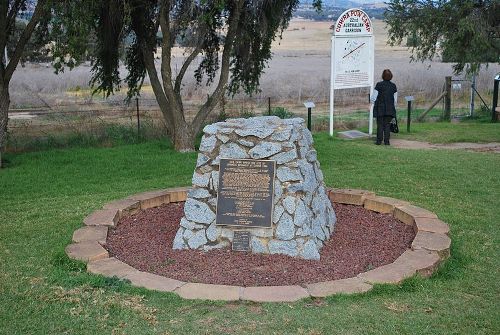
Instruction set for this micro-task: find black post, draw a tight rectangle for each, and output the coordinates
[407,100,412,132]
[136,97,140,137]
[492,76,499,123]
[307,107,312,131]
[268,97,271,116]
[444,76,452,121]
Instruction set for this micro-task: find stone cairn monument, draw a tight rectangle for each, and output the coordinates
[173,116,336,260]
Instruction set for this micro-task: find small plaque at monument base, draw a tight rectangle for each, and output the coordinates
[216,158,275,228]
[232,231,251,252]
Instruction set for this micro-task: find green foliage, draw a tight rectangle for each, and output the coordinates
[239,107,256,118]
[385,0,500,74]
[6,20,51,63]
[78,0,302,98]
[269,106,294,119]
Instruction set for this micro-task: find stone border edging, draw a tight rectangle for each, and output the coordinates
[65,187,451,302]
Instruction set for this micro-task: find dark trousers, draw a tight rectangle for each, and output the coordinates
[376,116,392,144]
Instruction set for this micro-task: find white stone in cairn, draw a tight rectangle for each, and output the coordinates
[300,240,321,260]
[199,135,217,153]
[216,133,230,143]
[268,240,298,257]
[273,204,285,224]
[276,166,303,182]
[251,237,268,253]
[206,222,218,242]
[274,179,283,204]
[293,199,309,227]
[272,149,297,164]
[276,212,294,240]
[283,196,296,214]
[184,198,215,224]
[173,228,186,249]
[270,127,292,141]
[219,142,249,159]
[238,139,255,147]
[196,153,210,167]
[249,142,282,159]
[188,230,208,249]
[192,172,210,188]
[188,188,211,199]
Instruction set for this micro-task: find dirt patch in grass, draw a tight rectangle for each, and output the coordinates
[105,202,415,286]
[390,139,500,153]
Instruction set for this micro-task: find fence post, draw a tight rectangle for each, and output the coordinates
[268,97,271,116]
[470,74,476,118]
[136,97,140,137]
[407,100,412,132]
[444,76,452,121]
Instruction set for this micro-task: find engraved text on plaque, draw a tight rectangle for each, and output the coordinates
[216,159,275,228]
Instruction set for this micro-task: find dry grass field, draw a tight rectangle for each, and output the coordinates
[7,19,500,141]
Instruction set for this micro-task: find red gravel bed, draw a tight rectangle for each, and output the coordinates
[105,201,415,286]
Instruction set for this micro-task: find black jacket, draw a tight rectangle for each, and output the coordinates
[374,80,397,118]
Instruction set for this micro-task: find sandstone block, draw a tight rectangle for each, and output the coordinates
[87,257,137,278]
[83,209,119,226]
[414,217,450,235]
[357,262,415,284]
[412,231,451,259]
[363,196,409,214]
[72,226,108,244]
[175,283,241,301]
[103,199,140,217]
[328,189,375,206]
[241,285,309,302]
[394,204,438,225]
[128,189,170,209]
[65,241,108,262]
[125,271,184,292]
[394,249,441,277]
[167,187,190,202]
[306,277,372,297]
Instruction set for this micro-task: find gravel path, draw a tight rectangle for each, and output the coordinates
[390,139,500,153]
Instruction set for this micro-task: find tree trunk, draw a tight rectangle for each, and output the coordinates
[0,84,9,169]
[173,120,195,152]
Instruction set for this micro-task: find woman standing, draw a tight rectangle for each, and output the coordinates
[371,69,398,145]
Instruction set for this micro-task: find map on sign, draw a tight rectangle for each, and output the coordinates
[334,36,371,89]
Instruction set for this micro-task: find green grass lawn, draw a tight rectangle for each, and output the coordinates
[1,130,499,334]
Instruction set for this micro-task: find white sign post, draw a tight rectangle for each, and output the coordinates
[329,8,374,136]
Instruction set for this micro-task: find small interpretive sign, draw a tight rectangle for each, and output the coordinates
[216,158,275,228]
[232,231,251,252]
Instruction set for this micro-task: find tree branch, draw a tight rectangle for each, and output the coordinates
[6,0,24,36]
[0,1,9,72]
[5,0,48,83]
[174,45,201,94]
[192,0,245,132]
[159,0,184,121]
[141,40,175,133]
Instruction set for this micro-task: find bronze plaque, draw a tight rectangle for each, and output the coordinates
[232,231,251,252]
[216,158,275,228]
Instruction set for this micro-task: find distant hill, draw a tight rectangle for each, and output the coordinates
[296,1,387,21]
[300,0,387,9]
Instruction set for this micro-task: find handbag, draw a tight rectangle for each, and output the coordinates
[390,118,399,133]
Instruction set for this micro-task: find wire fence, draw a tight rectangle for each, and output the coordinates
[6,78,494,152]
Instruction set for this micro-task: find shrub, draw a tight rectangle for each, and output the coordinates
[270,106,294,119]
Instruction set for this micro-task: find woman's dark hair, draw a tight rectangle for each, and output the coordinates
[382,69,393,81]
